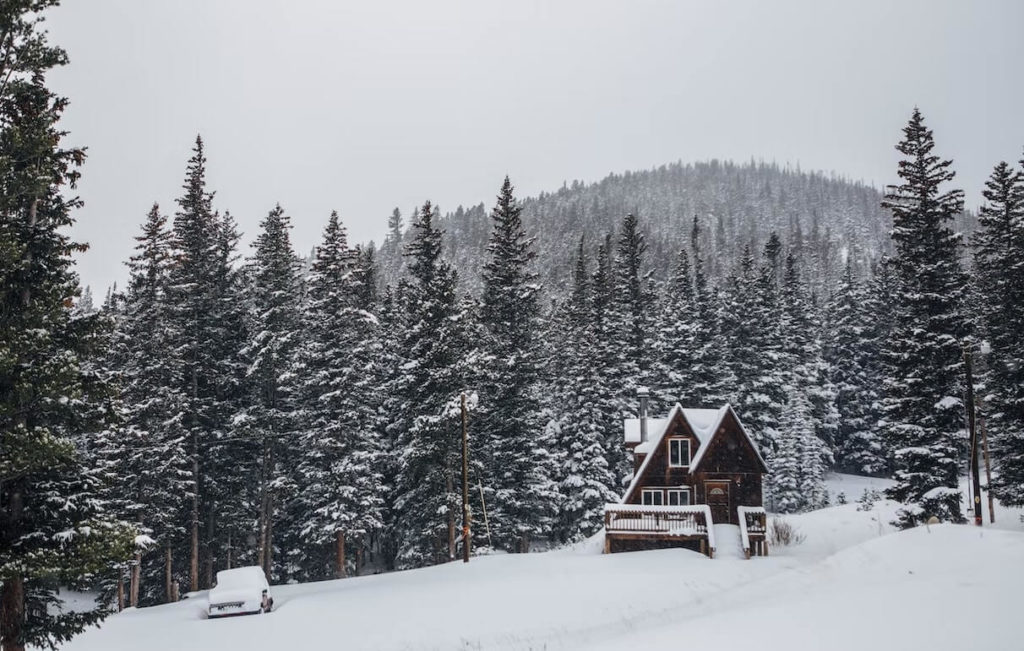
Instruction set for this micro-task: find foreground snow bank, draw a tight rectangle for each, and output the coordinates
[590,524,1024,651]
[58,475,1023,651]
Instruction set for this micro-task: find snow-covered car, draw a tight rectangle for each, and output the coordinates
[207,566,273,618]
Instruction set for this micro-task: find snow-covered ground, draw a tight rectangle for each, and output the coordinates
[59,474,1024,651]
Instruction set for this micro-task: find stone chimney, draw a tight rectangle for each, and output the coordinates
[637,386,650,442]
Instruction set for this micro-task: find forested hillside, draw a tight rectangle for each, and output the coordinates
[379,160,972,302]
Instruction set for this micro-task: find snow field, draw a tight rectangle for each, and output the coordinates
[59,474,1024,651]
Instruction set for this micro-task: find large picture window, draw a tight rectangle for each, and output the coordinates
[669,438,691,467]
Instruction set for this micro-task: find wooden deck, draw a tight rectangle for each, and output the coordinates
[603,504,716,557]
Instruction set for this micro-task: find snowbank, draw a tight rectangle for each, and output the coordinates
[56,474,1024,651]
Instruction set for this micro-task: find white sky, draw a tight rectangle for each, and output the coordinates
[44,0,1024,293]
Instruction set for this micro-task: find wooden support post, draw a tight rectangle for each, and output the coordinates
[700,539,706,556]
[603,536,611,555]
[117,574,125,612]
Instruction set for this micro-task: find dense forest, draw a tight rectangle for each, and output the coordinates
[2,2,1024,650]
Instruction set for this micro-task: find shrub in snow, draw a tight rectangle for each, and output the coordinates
[836,491,847,505]
[769,517,806,547]
[856,488,882,512]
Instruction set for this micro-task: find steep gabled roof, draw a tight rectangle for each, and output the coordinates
[619,403,767,504]
[689,404,768,473]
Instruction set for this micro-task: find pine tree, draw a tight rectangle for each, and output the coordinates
[655,246,698,404]
[972,158,1024,504]
[779,251,835,488]
[827,260,888,475]
[881,109,968,526]
[478,178,555,552]
[111,204,190,604]
[391,202,473,568]
[688,216,732,407]
[591,233,630,484]
[239,204,302,580]
[165,136,248,591]
[550,239,619,541]
[289,212,384,579]
[0,4,133,648]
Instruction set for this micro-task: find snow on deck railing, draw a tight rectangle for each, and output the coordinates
[736,506,767,554]
[603,504,716,550]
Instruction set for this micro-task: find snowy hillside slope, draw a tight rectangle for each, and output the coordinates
[57,475,1024,651]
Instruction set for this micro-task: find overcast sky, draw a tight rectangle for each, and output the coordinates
[45,0,1024,293]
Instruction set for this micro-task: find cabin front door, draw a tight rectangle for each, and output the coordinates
[705,481,731,523]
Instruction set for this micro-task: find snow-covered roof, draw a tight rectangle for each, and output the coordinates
[624,407,721,454]
[619,403,767,504]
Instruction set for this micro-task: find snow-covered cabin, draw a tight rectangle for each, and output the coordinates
[603,389,769,556]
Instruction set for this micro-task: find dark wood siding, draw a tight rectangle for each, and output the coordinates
[626,407,764,523]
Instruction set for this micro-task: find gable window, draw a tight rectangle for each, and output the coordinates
[641,489,663,506]
[667,489,691,506]
[668,438,691,467]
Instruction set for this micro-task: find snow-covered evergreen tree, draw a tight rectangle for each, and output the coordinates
[549,239,619,541]
[289,211,384,579]
[688,216,732,407]
[110,204,191,604]
[826,260,888,475]
[881,109,968,526]
[972,158,1024,505]
[478,178,555,552]
[239,204,303,580]
[391,202,475,568]
[0,4,133,646]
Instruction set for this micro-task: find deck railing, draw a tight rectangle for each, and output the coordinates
[737,506,768,558]
[604,504,716,550]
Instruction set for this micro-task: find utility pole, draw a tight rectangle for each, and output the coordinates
[461,392,471,563]
[963,349,983,526]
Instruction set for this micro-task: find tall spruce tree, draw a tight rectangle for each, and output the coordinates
[240,205,302,580]
[289,212,384,579]
[972,158,1024,504]
[111,204,190,604]
[688,216,732,407]
[826,260,888,475]
[478,178,555,552]
[0,4,133,649]
[391,202,472,568]
[550,239,619,541]
[881,109,968,526]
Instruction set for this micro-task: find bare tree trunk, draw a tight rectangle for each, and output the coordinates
[129,552,141,608]
[335,531,346,579]
[203,508,214,589]
[164,546,173,603]
[265,491,274,580]
[355,543,363,576]
[225,533,232,570]
[116,574,125,612]
[446,471,455,561]
[257,438,268,574]
[1,575,26,651]
[190,428,199,593]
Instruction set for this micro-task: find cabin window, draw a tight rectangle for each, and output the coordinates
[668,438,691,467]
[667,489,691,506]
[641,489,663,506]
